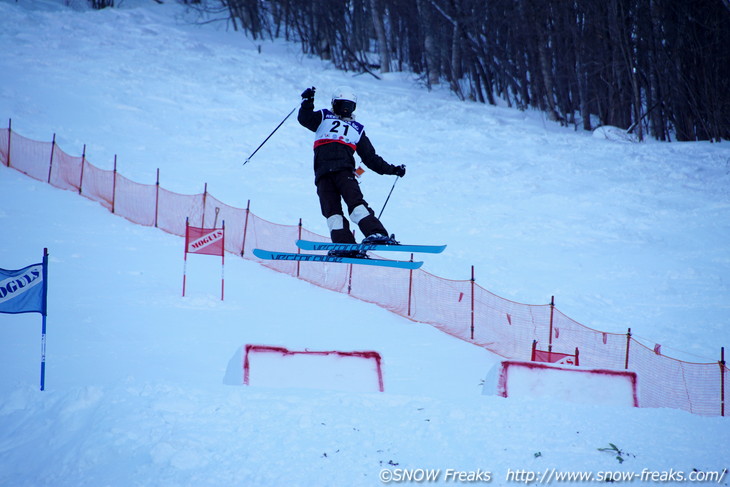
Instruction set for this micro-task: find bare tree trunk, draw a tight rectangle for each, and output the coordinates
[532,7,561,122]
[369,0,391,73]
[614,0,643,140]
[450,0,463,82]
[417,0,440,86]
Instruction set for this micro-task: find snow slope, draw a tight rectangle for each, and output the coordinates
[1,0,729,485]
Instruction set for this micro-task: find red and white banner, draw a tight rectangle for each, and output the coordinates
[186,227,224,256]
[183,218,225,300]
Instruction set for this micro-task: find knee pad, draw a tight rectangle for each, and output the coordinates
[327,214,345,232]
[349,204,371,224]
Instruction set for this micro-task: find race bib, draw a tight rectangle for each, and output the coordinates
[314,109,364,150]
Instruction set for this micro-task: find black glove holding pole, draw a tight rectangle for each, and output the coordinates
[301,87,316,102]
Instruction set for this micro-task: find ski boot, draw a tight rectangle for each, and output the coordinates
[362,233,400,245]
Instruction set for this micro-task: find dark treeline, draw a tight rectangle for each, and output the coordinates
[215,0,728,141]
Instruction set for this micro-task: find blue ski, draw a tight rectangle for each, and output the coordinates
[296,240,446,254]
[253,249,423,270]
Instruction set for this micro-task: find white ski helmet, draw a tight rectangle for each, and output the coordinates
[331,86,357,117]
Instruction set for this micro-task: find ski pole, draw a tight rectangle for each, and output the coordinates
[243,107,297,166]
[377,176,399,220]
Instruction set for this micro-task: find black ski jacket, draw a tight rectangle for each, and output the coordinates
[298,98,399,183]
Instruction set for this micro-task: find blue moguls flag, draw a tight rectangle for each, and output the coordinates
[2,250,50,391]
[0,260,47,316]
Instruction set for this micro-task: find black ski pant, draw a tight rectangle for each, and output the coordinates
[316,170,388,243]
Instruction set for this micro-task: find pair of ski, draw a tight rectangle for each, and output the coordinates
[253,240,446,270]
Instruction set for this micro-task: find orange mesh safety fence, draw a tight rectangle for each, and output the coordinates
[550,308,628,370]
[50,145,84,193]
[7,131,53,183]
[114,174,158,227]
[80,160,115,211]
[157,188,204,237]
[0,129,8,166]
[2,125,728,417]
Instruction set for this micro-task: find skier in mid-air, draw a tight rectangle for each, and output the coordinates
[297,86,406,257]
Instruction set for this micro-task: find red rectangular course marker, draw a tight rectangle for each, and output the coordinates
[242,344,385,393]
[487,360,638,408]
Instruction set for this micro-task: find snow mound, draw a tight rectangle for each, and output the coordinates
[592,125,639,142]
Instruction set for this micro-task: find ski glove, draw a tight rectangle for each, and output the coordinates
[393,164,406,177]
[301,87,316,101]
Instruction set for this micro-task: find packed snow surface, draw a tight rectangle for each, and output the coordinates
[1,0,729,485]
